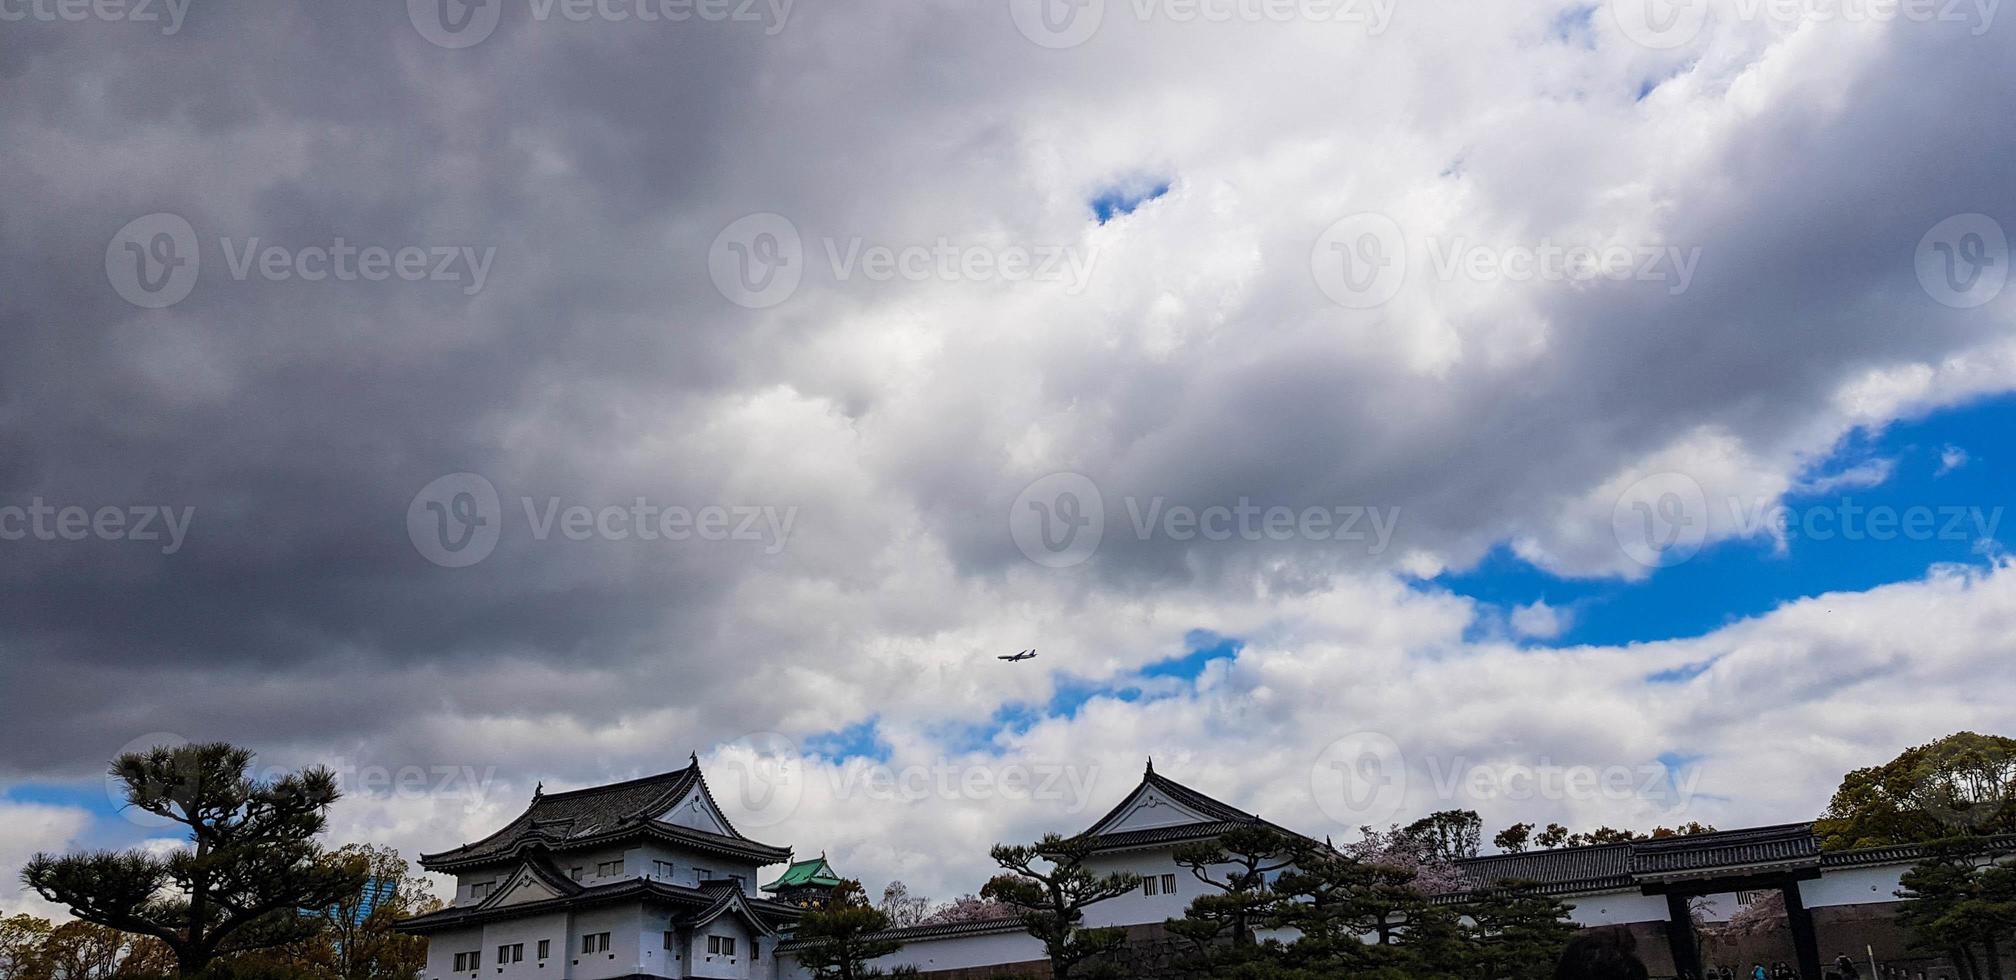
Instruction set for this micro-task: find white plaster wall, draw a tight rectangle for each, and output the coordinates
[1562,889,1671,926]
[426,926,485,980]
[1801,865,1908,908]
[569,905,646,980]
[483,912,570,980]
[685,915,759,979]
[781,930,1046,980]
[1081,849,1206,928]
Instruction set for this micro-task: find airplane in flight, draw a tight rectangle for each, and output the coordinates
[998,649,1038,662]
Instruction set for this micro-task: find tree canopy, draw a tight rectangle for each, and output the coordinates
[1817,732,2016,849]
[20,743,366,978]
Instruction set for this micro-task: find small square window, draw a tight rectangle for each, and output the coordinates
[1161,873,1177,894]
[1142,877,1158,896]
[536,941,549,960]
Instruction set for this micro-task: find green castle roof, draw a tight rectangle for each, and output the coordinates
[762,856,841,892]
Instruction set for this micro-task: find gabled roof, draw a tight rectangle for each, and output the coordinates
[419,760,790,870]
[763,855,841,892]
[1074,761,1308,852]
[683,882,784,939]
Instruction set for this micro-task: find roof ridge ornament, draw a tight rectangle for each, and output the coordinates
[1146,757,1154,776]
[533,780,543,800]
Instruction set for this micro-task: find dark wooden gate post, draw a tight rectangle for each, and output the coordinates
[1782,881,1822,980]
[1667,892,1704,980]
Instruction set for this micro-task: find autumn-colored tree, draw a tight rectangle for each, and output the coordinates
[0,914,55,980]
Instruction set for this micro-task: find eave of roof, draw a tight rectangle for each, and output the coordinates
[396,879,803,934]
[775,916,1025,952]
[1435,826,2016,901]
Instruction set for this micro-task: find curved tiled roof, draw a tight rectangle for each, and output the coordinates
[419,763,789,869]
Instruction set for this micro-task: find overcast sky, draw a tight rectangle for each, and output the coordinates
[2,0,2014,914]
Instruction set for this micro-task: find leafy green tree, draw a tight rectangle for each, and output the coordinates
[1817,732,2016,849]
[1461,880,1578,980]
[1402,811,1484,864]
[792,880,906,980]
[1533,824,1571,849]
[1896,840,2016,980]
[980,835,1140,980]
[1166,827,1298,948]
[1492,823,1534,855]
[20,743,366,978]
